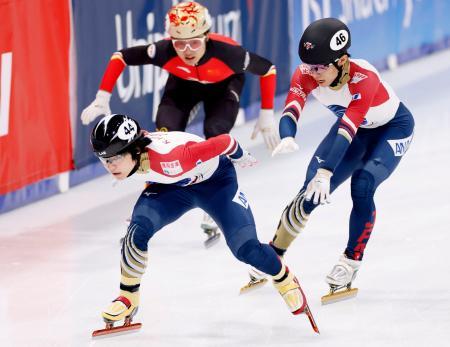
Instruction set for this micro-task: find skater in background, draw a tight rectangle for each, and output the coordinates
[90,114,318,336]
[81,1,279,246]
[245,18,414,303]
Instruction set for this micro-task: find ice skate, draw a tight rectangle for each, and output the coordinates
[239,267,268,294]
[201,213,221,248]
[92,292,141,338]
[321,255,361,305]
[273,265,319,334]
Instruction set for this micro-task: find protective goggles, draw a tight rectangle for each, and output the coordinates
[303,63,332,74]
[98,153,125,165]
[172,36,206,52]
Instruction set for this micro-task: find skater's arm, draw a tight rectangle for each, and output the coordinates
[183,134,245,162]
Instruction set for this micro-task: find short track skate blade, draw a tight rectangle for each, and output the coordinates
[92,323,142,338]
[239,278,268,295]
[321,287,358,305]
[303,305,320,334]
[203,233,220,248]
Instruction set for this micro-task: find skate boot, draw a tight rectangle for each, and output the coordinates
[201,213,221,248]
[273,264,319,333]
[321,254,361,305]
[92,279,142,338]
[239,267,269,294]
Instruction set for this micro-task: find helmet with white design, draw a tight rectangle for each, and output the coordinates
[91,114,144,158]
[165,1,212,39]
[299,18,351,65]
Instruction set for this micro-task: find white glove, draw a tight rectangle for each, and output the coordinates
[80,90,112,125]
[305,168,333,205]
[271,137,299,157]
[251,109,280,151]
[229,150,258,168]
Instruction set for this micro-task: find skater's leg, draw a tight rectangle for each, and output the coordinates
[197,160,314,318]
[272,123,366,255]
[103,184,194,323]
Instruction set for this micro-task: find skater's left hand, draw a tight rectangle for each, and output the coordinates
[251,109,280,151]
[230,150,258,168]
[305,168,333,204]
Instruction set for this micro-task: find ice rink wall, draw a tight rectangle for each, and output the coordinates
[1,0,449,214]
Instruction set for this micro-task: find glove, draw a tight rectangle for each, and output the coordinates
[80,90,112,125]
[229,150,258,168]
[251,109,280,151]
[305,168,333,205]
[271,137,299,157]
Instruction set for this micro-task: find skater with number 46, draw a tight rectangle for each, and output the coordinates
[242,18,414,304]
[90,114,319,337]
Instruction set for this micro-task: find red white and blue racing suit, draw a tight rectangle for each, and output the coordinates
[123,131,282,275]
[279,59,415,260]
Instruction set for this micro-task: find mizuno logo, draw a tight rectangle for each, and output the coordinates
[315,156,325,164]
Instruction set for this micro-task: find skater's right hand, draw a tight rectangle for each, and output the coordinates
[230,150,258,168]
[80,90,112,125]
[271,137,299,157]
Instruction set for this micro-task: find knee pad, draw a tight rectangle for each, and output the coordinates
[131,205,162,244]
[351,169,376,199]
[236,239,261,263]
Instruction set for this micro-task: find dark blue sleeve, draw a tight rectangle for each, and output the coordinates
[320,134,351,172]
[279,115,297,139]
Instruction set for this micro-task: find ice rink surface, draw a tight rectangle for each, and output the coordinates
[1,50,450,347]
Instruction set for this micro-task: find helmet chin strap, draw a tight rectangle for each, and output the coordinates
[330,61,343,87]
[127,161,140,177]
[127,150,142,177]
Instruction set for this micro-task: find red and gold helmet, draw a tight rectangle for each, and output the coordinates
[165,1,212,39]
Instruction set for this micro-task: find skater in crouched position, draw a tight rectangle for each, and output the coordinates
[249,18,415,303]
[81,1,279,246]
[90,114,318,335]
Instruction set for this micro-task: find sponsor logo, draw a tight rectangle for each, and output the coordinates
[289,82,307,101]
[303,41,315,50]
[315,156,325,164]
[160,160,183,175]
[387,132,414,156]
[352,93,361,100]
[143,191,158,196]
[232,188,249,209]
[350,72,368,84]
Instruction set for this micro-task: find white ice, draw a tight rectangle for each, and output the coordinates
[1,49,450,347]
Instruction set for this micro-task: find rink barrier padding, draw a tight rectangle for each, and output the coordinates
[1,0,450,214]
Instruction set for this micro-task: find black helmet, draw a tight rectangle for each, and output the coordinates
[91,114,143,158]
[299,18,351,65]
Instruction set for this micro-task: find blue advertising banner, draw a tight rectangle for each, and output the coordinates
[239,0,291,118]
[72,0,291,169]
[291,0,450,71]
